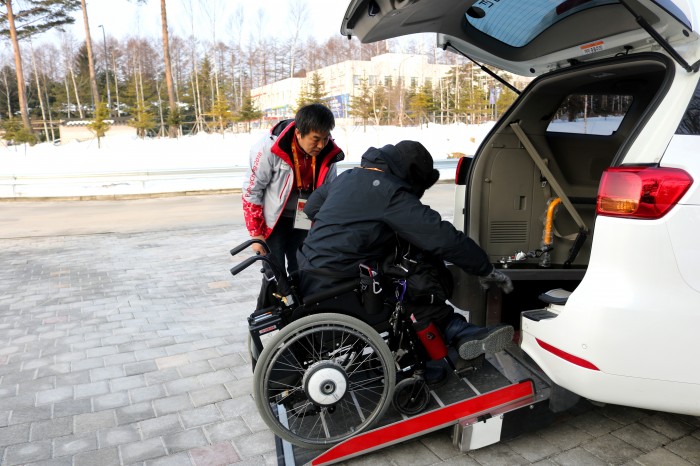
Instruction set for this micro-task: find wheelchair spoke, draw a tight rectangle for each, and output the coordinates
[255,314,395,449]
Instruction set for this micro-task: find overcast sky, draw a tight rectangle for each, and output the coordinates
[70,0,350,44]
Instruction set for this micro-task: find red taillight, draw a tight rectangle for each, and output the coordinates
[455,156,472,186]
[536,338,599,371]
[597,166,693,219]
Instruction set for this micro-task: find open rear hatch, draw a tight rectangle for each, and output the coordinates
[341,0,700,75]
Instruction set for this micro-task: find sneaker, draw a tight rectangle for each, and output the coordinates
[457,325,514,360]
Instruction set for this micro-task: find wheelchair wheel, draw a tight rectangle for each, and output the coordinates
[392,377,431,415]
[253,313,395,450]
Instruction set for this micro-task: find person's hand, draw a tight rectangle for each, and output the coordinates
[479,268,514,294]
[251,236,266,255]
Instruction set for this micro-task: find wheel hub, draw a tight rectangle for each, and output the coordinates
[303,361,348,406]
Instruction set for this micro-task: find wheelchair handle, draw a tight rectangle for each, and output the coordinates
[230,238,270,257]
[230,256,264,276]
[230,255,288,290]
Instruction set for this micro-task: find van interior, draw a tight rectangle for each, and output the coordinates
[453,53,672,325]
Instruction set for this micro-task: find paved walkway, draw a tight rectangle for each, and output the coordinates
[1,225,699,466]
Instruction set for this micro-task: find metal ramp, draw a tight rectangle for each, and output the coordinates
[275,348,555,466]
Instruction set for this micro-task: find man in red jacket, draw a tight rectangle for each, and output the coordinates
[242,104,344,307]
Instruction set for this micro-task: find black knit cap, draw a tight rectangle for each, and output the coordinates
[393,140,440,197]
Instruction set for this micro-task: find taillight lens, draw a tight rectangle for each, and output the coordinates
[597,166,693,219]
[455,156,472,186]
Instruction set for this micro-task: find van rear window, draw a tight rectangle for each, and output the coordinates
[547,94,633,136]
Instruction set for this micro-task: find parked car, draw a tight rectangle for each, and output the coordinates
[342,0,700,416]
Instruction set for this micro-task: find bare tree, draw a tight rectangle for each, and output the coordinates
[1,0,31,130]
[79,0,100,110]
[160,0,178,137]
[288,1,308,79]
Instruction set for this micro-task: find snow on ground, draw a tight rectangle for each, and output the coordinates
[0,122,496,176]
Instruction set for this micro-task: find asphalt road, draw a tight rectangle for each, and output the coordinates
[0,183,457,239]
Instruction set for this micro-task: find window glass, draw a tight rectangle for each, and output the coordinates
[465,0,617,48]
[547,94,633,135]
[676,79,700,135]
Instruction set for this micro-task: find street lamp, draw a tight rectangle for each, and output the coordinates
[97,25,112,117]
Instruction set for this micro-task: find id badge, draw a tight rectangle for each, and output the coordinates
[294,197,312,230]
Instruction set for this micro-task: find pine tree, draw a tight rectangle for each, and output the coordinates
[307,72,326,103]
[208,93,232,136]
[349,78,372,132]
[409,82,435,128]
[87,101,111,148]
[237,93,262,133]
[129,102,156,138]
[371,83,388,125]
[2,116,36,147]
[0,0,81,133]
[297,72,327,110]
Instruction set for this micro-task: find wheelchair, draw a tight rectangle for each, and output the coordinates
[229,239,458,450]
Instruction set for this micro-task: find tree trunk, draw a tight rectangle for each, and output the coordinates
[80,0,100,110]
[2,68,12,118]
[29,40,50,142]
[5,0,32,131]
[69,66,84,119]
[160,0,178,137]
[112,54,121,117]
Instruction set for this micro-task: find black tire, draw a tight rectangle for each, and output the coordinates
[392,377,431,416]
[253,313,395,449]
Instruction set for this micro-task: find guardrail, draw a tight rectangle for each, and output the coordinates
[0,160,459,199]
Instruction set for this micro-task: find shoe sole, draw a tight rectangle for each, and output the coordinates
[458,326,514,360]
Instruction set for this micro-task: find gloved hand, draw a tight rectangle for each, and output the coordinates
[478,268,514,294]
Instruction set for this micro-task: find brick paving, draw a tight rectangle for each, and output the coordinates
[1,225,699,466]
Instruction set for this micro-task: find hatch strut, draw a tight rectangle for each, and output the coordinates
[620,0,700,73]
[443,41,521,95]
[510,122,587,232]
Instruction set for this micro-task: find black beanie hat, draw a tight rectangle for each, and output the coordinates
[394,140,440,197]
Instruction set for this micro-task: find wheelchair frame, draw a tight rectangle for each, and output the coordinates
[230,238,447,449]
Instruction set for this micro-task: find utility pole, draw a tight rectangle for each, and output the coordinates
[98,25,112,117]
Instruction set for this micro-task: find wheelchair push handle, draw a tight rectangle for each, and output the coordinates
[229,255,263,276]
[230,238,270,257]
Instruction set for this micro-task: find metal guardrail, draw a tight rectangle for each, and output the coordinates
[0,160,459,199]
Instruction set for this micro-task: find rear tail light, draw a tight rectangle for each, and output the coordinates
[455,156,472,186]
[597,166,693,219]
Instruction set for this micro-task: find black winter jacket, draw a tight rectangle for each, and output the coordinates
[296,143,493,293]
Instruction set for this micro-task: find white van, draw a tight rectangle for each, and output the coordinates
[342,0,700,416]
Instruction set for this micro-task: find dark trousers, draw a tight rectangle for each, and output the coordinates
[256,216,308,309]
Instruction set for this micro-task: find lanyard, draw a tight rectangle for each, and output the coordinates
[291,138,316,191]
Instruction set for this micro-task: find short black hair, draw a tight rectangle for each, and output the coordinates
[295,104,335,137]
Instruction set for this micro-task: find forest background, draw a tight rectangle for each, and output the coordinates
[0,0,520,146]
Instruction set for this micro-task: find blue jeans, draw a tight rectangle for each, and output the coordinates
[441,313,484,345]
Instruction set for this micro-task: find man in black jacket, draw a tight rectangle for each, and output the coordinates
[297,140,514,361]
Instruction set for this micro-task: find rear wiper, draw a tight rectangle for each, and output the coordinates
[443,41,521,95]
[620,0,700,73]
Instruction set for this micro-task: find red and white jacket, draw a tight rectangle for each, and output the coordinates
[242,120,344,238]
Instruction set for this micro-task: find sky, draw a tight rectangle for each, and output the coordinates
[69,0,351,44]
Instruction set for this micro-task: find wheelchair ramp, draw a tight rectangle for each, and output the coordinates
[275,349,555,466]
[311,380,534,465]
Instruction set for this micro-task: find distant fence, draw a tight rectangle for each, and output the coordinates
[0,160,458,199]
